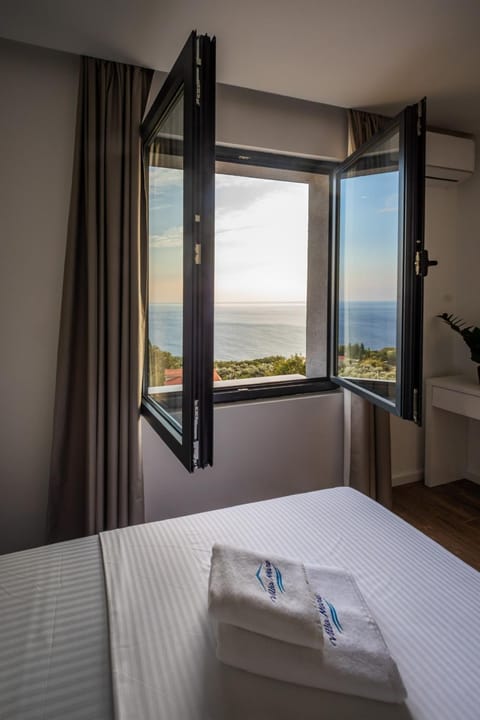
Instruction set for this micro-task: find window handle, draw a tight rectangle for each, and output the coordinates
[415,249,438,277]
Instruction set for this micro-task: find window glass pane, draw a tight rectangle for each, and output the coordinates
[147,90,184,430]
[214,171,310,386]
[337,128,400,402]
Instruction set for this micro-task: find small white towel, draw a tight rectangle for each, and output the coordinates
[215,565,407,705]
[208,544,323,649]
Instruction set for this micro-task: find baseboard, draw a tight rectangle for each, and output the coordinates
[392,470,424,487]
[393,470,480,487]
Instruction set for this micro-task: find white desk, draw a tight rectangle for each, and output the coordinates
[425,375,480,487]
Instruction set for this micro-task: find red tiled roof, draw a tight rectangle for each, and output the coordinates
[164,368,222,386]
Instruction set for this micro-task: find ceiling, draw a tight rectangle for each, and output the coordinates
[1,0,480,134]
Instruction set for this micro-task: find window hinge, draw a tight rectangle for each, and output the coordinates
[193,399,200,467]
[196,69,201,106]
[413,388,419,423]
[194,398,199,437]
[196,38,201,106]
[417,101,423,137]
[195,243,202,265]
[194,215,201,264]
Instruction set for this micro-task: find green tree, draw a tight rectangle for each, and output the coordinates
[273,354,306,376]
[148,342,182,386]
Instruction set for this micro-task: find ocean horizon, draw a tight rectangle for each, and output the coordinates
[148,301,396,361]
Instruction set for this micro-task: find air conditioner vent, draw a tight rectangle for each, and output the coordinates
[426,130,474,184]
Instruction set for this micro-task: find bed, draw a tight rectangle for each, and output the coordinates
[1,487,479,720]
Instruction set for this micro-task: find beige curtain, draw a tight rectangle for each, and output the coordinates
[47,57,153,542]
[347,109,390,155]
[344,109,393,508]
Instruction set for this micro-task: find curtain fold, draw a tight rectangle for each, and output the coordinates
[344,108,393,509]
[347,108,390,155]
[47,57,153,542]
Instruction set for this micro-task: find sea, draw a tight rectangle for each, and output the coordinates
[148,301,396,361]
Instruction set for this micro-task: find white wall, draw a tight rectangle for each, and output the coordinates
[0,39,79,553]
[452,143,480,480]
[148,72,347,160]
[216,83,346,160]
[454,142,480,378]
[391,182,459,486]
[390,148,480,486]
[144,392,343,522]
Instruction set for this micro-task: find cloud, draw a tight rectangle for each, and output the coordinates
[149,166,183,190]
[215,224,258,237]
[215,173,277,219]
[214,173,296,245]
[377,206,397,214]
[214,179,309,302]
[377,192,398,214]
[150,226,182,249]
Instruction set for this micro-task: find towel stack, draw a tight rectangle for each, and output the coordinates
[208,544,406,705]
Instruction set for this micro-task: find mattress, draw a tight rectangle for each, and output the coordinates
[2,487,479,720]
[100,487,480,720]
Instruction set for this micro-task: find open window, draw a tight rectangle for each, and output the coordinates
[141,31,216,471]
[212,148,337,403]
[141,33,428,473]
[330,101,427,423]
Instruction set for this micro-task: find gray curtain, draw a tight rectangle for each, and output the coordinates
[47,57,153,542]
[344,109,393,508]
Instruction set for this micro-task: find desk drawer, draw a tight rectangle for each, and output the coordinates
[432,386,480,420]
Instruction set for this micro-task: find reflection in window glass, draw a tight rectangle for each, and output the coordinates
[337,129,400,401]
[147,91,184,430]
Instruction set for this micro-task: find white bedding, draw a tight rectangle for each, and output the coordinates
[0,535,112,720]
[100,487,480,720]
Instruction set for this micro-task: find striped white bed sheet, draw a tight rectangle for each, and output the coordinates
[0,535,112,720]
[100,486,480,720]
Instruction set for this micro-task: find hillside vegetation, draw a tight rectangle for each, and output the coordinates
[148,341,396,384]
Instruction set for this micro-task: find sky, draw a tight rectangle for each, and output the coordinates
[148,166,184,304]
[148,169,309,304]
[148,163,400,305]
[214,174,308,303]
[339,170,399,303]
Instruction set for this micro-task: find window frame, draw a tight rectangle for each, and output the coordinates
[329,101,426,423]
[141,31,216,470]
[140,53,426,474]
[213,146,339,404]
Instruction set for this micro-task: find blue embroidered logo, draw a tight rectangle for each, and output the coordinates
[255,560,285,603]
[325,600,343,633]
[315,594,343,646]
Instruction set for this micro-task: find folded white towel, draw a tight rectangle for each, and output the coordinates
[208,544,323,649]
[215,565,407,705]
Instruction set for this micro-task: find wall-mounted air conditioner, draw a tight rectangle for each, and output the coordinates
[426,130,475,184]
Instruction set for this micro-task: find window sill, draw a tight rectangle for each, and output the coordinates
[213,377,339,404]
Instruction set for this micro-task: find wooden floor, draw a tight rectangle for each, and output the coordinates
[392,479,480,571]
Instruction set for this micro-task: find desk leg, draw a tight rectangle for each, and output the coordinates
[466,419,480,485]
[425,403,468,487]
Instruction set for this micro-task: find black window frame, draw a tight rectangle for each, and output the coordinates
[330,100,426,423]
[213,146,339,404]
[141,31,216,470]
[140,51,427,474]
